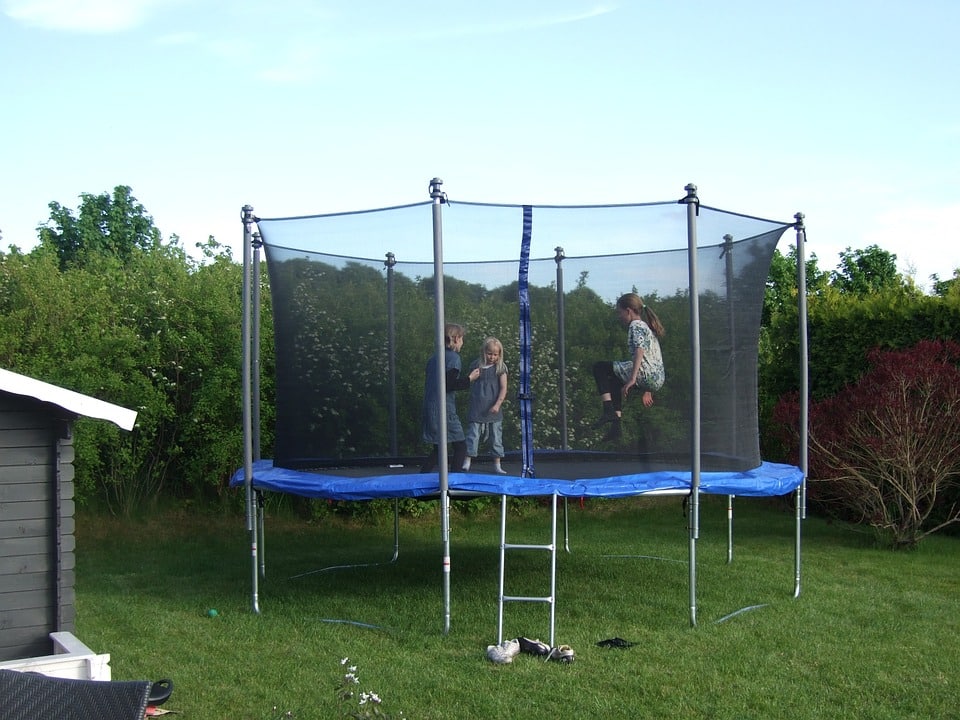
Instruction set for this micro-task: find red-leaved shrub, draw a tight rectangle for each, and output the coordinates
[772,339,960,548]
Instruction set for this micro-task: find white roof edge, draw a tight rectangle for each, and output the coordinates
[0,368,137,431]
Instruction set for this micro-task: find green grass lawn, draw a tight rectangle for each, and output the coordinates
[74,495,959,719]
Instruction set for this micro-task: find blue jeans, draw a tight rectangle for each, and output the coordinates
[465,421,504,458]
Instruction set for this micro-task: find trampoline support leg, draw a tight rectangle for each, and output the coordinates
[726,494,734,565]
[391,498,400,562]
[258,491,266,579]
[250,491,261,614]
[794,486,803,598]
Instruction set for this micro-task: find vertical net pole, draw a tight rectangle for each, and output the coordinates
[554,246,571,551]
[252,232,262,462]
[554,247,569,449]
[241,205,260,614]
[252,230,265,580]
[794,213,808,598]
[681,184,701,627]
[429,178,452,634]
[385,252,398,457]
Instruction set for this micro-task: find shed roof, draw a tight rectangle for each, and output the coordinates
[0,368,137,431]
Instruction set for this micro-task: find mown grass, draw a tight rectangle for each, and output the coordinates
[74,495,959,719]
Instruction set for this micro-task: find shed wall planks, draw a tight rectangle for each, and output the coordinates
[0,392,76,661]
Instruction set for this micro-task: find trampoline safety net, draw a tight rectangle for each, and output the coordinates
[256,199,792,474]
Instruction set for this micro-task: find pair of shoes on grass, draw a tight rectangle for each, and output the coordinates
[487,638,574,664]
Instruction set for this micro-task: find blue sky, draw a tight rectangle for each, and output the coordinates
[1,0,958,289]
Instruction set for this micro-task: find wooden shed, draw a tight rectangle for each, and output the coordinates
[0,368,136,663]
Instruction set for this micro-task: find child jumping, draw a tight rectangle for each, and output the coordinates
[591,293,666,441]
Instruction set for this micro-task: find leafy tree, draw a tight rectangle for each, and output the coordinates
[0,243,158,507]
[831,244,901,295]
[37,185,161,270]
[0,188,249,512]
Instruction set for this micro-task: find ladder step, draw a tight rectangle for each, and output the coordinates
[504,542,554,551]
[503,595,553,603]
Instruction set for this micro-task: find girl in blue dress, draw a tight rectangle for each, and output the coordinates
[463,337,509,474]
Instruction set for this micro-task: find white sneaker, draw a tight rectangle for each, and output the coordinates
[486,638,521,664]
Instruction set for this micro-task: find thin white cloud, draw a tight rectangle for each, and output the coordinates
[240,2,620,86]
[407,3,619,40]
[528,3,619,29]
[3,0,176,32]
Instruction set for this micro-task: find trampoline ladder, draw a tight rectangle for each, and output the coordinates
[495,492,558,647]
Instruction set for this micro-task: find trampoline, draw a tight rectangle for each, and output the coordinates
[231,456,802,501]
[233,180,810,640]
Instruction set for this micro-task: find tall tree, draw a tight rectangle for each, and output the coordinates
[37,185,161,270]
[831,245,901,294]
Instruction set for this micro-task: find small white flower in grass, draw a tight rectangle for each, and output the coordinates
[359,691,381,705]
[335,658,403,719]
